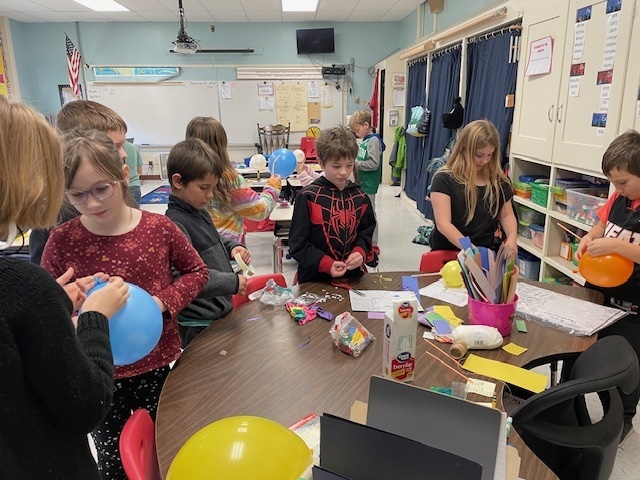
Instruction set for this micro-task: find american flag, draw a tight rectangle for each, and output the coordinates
[65,34,82,97]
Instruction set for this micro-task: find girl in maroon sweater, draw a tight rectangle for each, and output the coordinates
[42,130,208,479]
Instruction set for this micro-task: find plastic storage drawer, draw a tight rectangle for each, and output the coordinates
[517,204,544,224]
[517,250,541,280]
[529,224,545,249]
[530,182,549,207]
[565,188,608,226]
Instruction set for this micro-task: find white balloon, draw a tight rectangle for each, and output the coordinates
[293,149,306,164]
[249,154,267,170]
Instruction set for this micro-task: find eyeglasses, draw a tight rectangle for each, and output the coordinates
[65,181,118,205]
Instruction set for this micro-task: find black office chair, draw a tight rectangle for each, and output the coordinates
[512,335,639,480]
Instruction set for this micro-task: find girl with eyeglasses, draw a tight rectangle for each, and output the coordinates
[0,99,130,479]
[41,129,209,479]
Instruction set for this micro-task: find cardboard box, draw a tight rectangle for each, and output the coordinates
[383,299,418,382]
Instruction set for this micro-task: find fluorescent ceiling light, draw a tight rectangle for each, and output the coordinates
[73,0,129,12]
[282,0,318,12]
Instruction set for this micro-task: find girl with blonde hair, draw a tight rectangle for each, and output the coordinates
[0,98,129,479]
[429,119,517,255]
[186,116,281,243]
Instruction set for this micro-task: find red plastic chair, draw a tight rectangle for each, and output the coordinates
[119,409,160,480]
[419,250,459,273]
[300,136,317,160]
[232,273,287,308]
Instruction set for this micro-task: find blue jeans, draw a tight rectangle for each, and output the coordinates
[129,185,141,208]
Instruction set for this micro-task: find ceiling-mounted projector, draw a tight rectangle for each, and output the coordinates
[172,42,199,54]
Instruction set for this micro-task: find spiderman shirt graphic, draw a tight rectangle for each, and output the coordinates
[289,176,377,284]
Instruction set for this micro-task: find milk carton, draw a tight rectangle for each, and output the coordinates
[382,298,418,382]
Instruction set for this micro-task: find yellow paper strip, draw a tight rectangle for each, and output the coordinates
[502,343,528,356]
[433,305,463,326]
[462,354,547,393]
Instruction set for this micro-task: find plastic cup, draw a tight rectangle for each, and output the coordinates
[467,295,518,337]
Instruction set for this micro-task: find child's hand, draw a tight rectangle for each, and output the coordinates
[82,277,130,320]
[56,268,109,312]
[504,238,518,259]
[237,274,248,296]
[575,237,590,261]
[586,237,623,257]
[330,261,348,277]
[231,246,251,264]
[152,295,168,313]
[345,252,364,270]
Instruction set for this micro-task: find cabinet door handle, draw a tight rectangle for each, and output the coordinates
[557,104,563,123]
[548,105,554,122]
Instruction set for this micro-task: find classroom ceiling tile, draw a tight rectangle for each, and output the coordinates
[199,0,244,11]
[380,10,413,21]
[240,0,280,11]
[353,0,394,12]
[314,11,351,22]
[28,11,76,21]
[209,11,248,21]
[316,0,358,11]
[245,11,282,22]
[100,11,148,21]
[347,10,384,21]
[0,0,420,22]
[137,10,177,20]
[116,0,170,11]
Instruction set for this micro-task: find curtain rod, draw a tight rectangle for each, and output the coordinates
[398,6,508,61]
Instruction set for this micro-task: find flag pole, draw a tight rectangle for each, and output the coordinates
[74,22,88,99]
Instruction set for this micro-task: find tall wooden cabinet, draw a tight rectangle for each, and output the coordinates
[510,0,640,284]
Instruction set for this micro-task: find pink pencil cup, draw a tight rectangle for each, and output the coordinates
[467,295,518,336]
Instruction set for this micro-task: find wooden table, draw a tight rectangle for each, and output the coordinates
[156,273,601,479]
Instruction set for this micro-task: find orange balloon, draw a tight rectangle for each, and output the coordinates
[578,252,634,288]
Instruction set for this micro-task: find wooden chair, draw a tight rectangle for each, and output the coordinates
[119,409,161,480]
[232,273,287,308]
[419,250,459,273]
[255,123,290,156]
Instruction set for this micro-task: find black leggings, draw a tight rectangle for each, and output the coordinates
[91,365,171,479]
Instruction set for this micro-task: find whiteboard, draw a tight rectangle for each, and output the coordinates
[87,79,345,146]
[86,81,219,146]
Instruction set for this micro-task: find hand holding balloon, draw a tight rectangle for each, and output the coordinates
[82,280,162,365]
[82,277,130,320]
[585,236,625,257]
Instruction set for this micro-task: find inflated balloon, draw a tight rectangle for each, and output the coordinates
[82,281,163,366]
[167,416,312,480]
[249,153,267,170]
[269,148,297,178]
[293,149,306,164]
[579,252,634,288]
[440,260,464,288]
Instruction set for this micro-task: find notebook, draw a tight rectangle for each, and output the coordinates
[366,376,506,480]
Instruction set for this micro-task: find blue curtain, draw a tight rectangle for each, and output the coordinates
[404,58,427,202]
[465,29,520,161]
[417,45,461,219]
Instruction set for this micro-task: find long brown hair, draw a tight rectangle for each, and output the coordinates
[185,117,238,198]
[437,119,508,224]
[0,98,64,230]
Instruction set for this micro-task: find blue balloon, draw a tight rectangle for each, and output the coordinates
[269,148,297,178]
[82,281,163,366]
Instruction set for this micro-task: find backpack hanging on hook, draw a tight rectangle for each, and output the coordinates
[442,97,464,130]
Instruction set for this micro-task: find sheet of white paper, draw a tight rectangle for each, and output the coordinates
[572,22,586,63]
[569,77,581,97]
[348,290,423,312]
[393,88,405,107]
[515,283,626,336]
[466,379,497,398]
[419,279,468,307]
[259,95,274,110]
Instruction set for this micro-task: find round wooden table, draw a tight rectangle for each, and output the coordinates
[156,272,600,479]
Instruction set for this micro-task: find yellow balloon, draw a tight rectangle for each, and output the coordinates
[440,260,463,288]
[167,416,312,480]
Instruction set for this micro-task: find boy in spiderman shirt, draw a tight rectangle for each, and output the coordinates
[290,126,378,284]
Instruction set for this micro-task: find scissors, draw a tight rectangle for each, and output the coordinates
[330,279,365,296]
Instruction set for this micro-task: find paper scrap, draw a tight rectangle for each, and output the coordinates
[466,379,497,398]
[462,354,548,393]
[419,279,468,307]
[502,343,528,356]
[368,311,386,320]
[433,320,452,335]
[433,305,463,326]
[425,312,448,326]
[423,331,435,340]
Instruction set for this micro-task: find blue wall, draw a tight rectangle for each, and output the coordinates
[11,20,401,116]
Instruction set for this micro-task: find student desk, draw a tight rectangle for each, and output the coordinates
[268,203,294,273]
[156,273,601,479]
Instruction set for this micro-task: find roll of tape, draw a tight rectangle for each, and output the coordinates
[450,339,468,360]
[234,252,255,277]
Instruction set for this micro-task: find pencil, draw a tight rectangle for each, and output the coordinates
[424,350,472,382]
